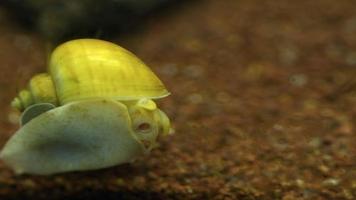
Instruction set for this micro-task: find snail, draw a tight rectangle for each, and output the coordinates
[0,39,171,175]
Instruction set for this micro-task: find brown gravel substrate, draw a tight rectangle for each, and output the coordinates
[0,0,355,199]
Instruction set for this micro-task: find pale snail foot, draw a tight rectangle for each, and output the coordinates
[0,99,169,175]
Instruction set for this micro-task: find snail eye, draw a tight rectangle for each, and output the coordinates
[136,122,151,133]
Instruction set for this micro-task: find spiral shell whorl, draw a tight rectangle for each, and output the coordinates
[12,73,57,111]
[11,90,33,111]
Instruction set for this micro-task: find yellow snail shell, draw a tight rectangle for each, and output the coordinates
[1,39,172,175]
[11,38,170,111]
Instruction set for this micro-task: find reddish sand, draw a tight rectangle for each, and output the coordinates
[0,0,355,199]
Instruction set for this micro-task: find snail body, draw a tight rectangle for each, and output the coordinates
[1,99,169,175]
[1,39,171,175]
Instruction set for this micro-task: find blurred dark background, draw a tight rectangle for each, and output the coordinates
[1,0,185,44]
